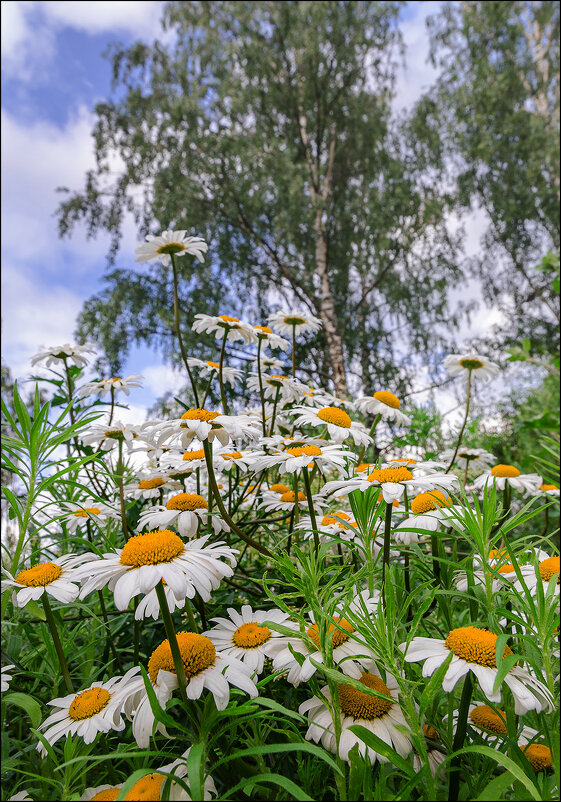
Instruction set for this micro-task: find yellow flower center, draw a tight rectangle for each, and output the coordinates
[367,467,414,484]
[232,622,272,648]
[410,490,452,514]
[270,483,291,494]
[120,530,184,567]
[539,483,558,491]
[321,511,351,528]
[459,358,484,370]
[219,315,239,323]
[124,774,164,801]
[104,429,126,440]
[497,563,515,574]
[68,687,111,721]
[91,790,120,802]
[307,616,355,650]
[166,493,208,511]
[458,451,476,460]
[444,626,512,667]
[221,451,243,460]
[338,673,393,720]
[521,744,552,772]
[490,464,520,478]
[148,632,216,684]
[279,490,307,503]
[181,408,220,423]
[539,556,560,584]
[73,507,101,517]
[356,463,374,473]
[285,445,322,457]
[489,549,508,561]
[423,724,440,740]
[110,377,122,382]
[182,448,206,461]
[373,390,401,409]
[283,315,306,325]
[254,325,273,334]
[138,478,165,490]
[317,406,351,428]
[16,562,62,587]
[469,704,507,734]
[156,242,186,255]
[206,361,220,368]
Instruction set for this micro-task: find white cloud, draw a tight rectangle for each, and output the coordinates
[142,364,186,397]
[1,1,165,80]
[393,1,442,113]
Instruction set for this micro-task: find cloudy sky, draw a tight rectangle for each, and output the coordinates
[1,0,503,420]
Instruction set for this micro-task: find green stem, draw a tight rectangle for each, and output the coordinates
[218,330,229,414]
[302,467,319,553]
[269,385,281,437]
[203,441,272,557]
[291,324,296,378]
[117,439,129,540]
[256,338,267,435]
[97,589,123,671]
[356,413,381,465]
[42,594,74,694]
[184,597,199,633]
[449,672,474,802]
[108,385,116,427]
[170,253,200,407]
[431,533,441,585]
[201,375,213,408]
[155,580,188,702]
[445,370,473,473]
[381,501,393,611]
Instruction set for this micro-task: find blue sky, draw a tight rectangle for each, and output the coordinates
[1,0,501,421]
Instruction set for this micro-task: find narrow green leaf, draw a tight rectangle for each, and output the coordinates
[348,725,416,777]
[3,691,42,728]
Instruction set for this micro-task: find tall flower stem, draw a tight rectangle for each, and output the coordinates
[183,598,199,633]
[445,370,473,473]
[291,324,297,378]
[42,594,74,694]
[356,413,381,465]
[217,330,229,414]
[201,376,213,408]
[155,580,188,703]
[381,501,393,611]
[256,338,267,435]
[117,439,129,540]
[108,385,116,427]
[269,386,281,437]
[449,673,474,802]
[302,467,319,553]
[170,253,200,407]
[203,441,272,557]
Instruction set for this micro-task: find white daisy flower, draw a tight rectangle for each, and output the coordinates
[444,352,499,381]
[1,664,15,693]
[2,555,83,607]
[192,313,257,344]
[213,448,256,473]
[300,668,413,764]
[271,607,378,687]
[151,409,261,449]
[400,626,554,714]
[81,748,217,801]
[117,632,258,747]
[204,605,293,675]
[135,230,208,266]
[160,447,208,474]
[254,354,285,373]
[77,374,144,399]
[250,442,355,475]
[126,475,183,500]
[453,548,552,594]
[533,482,560,498]
[253,325,291,351]
[439,447,495,473]
[448,702,539,744]
[382,457,446,475]
[37,667,141,756]
[296,511,359,544]
[412,725,446,777]
[138,493,229,538]
[186,358,243,386]
[514,555,560,596]
[81,421,142,452]
[75,531,237,608]
[8,791,32,801]
[291,405,372,446]
[133,582,184,621]
[267,310,322,337]
[393,490,459,543]
[324,466,459,505]
[30,342,97,369]
[258,490,325,514]
[247,372,311,404]
[355,391,411,426]
[56,500,121,533]
[472,464,542,494]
